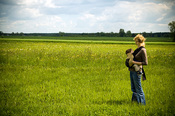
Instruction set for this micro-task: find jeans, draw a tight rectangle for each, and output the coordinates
[130,71,146,105]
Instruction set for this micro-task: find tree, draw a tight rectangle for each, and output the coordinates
[20,32,24,36]
[126,30,131,37]
[168,21,175,41]
[119,29,125,37]
[149,32,153,37]
[59,31,65,36]
[142,32,150,37]
[0,31,3,38]
[0,31,3,35]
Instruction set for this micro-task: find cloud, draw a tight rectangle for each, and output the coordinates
[78,0,174,32]
[18,8,43,19]
[0,0,18,5]
[0,0,174,33]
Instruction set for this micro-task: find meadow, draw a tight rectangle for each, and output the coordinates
[2,36,174,42]
[0,38,175,115]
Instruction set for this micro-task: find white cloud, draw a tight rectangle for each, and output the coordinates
[0,0,174,33]
[44,0,62,8]
[17,0,43,6]
[24,8,43,18]
[12,20,26,25]
[156,13,166,22]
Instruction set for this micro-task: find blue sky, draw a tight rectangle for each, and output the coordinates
[0,0,175,33]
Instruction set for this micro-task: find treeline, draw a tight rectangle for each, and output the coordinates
[0,31,170,37]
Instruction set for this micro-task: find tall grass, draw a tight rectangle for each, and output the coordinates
[0,41,175,115]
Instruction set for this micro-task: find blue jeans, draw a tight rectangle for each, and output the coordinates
[130,71,146,105]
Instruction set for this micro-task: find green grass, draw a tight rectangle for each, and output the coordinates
[0,40,175,115]
[1,37,175,45]
[1,36,174,42]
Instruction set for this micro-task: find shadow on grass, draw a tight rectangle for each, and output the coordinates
[93,99,128,105]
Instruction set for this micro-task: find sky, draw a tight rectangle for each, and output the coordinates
[0,0,175,33]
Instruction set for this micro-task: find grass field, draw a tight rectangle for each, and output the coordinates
[0,38,175,115]
[1,36,174,42]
